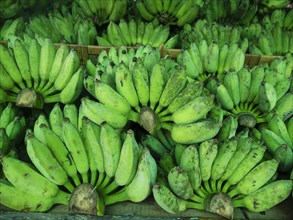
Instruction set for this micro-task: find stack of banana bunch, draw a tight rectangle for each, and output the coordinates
[214,55,293,129]
[0,36,85,108]
[97,19,178,48]
[180,19,249,52]
[74,0,127,26]
[0,17,25,41]
[261,9,293,31]
[25,5,97,45]
[258,0,291,14]
[83,45,222,146]
[202,0,258,25]
[0,103,26,157]
[247,9,293,55]
[177,40,246,82]
[0,0,49,20]
[0,102,157,215]
[135,0,204,26]
[153,131,293,218]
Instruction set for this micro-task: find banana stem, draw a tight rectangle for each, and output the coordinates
[227,188,239,198]
[190,194,205,203]
[42,86,57,97]
[40,81,53,94]
[160,115,173,122]
[222,182,231,193]
[64,181,75,193]
[104,187,128,205]
[43,93,60,103]
[81,172,89,183]
[232,198,244,208]
[217,179,224,192]
[101,180,120,196]
[6,94,17,102]
[161,122,173,131]
[155,129,172,150]
[98,175,112,190]
[36,80,47,92]
[54,190,71,205]
[90,170,98,186]
[96,172,106,188]
[203,180,212,193]
[185,200,204,211]
[71,174,81,187]
[195,187,208,198]
[128,109,140,123]
[210,179,218,192]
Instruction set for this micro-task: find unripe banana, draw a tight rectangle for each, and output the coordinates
[228,159,279,198]
[1,156,59,198]
[0,181,70,212]
[162,119,221,145]
[115,129,142,186]
[49,103,64,141]
[81,97,132,129]
[100,122,122,178]
[0,44,25,88]
[140,134,168,159]
[258,81,277,113]
[155,67,187,114]
[63,118,89,183]
[222,142,266,193]
[223,71,240,106]
[159,81,203,117]
[204,42,219,73]
[115,62,140,112]
[233,180,292,212]
[237,68,251,103]
[94,79,131,115]
[160,95,214,124]
[247,66,265,103]
[216,84,234,110]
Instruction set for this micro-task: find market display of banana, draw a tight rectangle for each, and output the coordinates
[97,19,178,48]
[0,35,84,108]
[135,0,204,26]
[152,135,292,218]
[0,0,293,218]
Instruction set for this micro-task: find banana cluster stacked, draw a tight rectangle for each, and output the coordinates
[0,0,49,20]
[0,103,157,214]
[180,20,248,51]
[214,56,292,127]
[97,19,177,48]
[0,36,85,108]
[258,0,291,14]
[261,9,293,31]
[177,41,246,81]
[74,0,127,26]
[152,132,293,218]
[203,0,258,25]
[0,18,25,41]
[135,0,204,26]
[0,103,26,157]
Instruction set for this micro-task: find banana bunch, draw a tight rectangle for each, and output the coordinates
[135,0,203,26]
[177,40,246,81]
[25,5,97,45]
[25,14,63,43]
[0,17,25,41]
[74,0,127,26]
[0,36,85,108]
[97,19,177,48]
[0,155,71,212]
[0,0,49,20]
[84,45,220,144]
[1,104,156,215]
[0,103,26,156]
[260,9,293,30]
[240,22,263,43]
[259,115,293,173]
[203,0,258,25]
[249,25,293,56]
[153,135,292,218]
[214,55,292,129]
[258,0,291,14]
[180,20,249,51]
